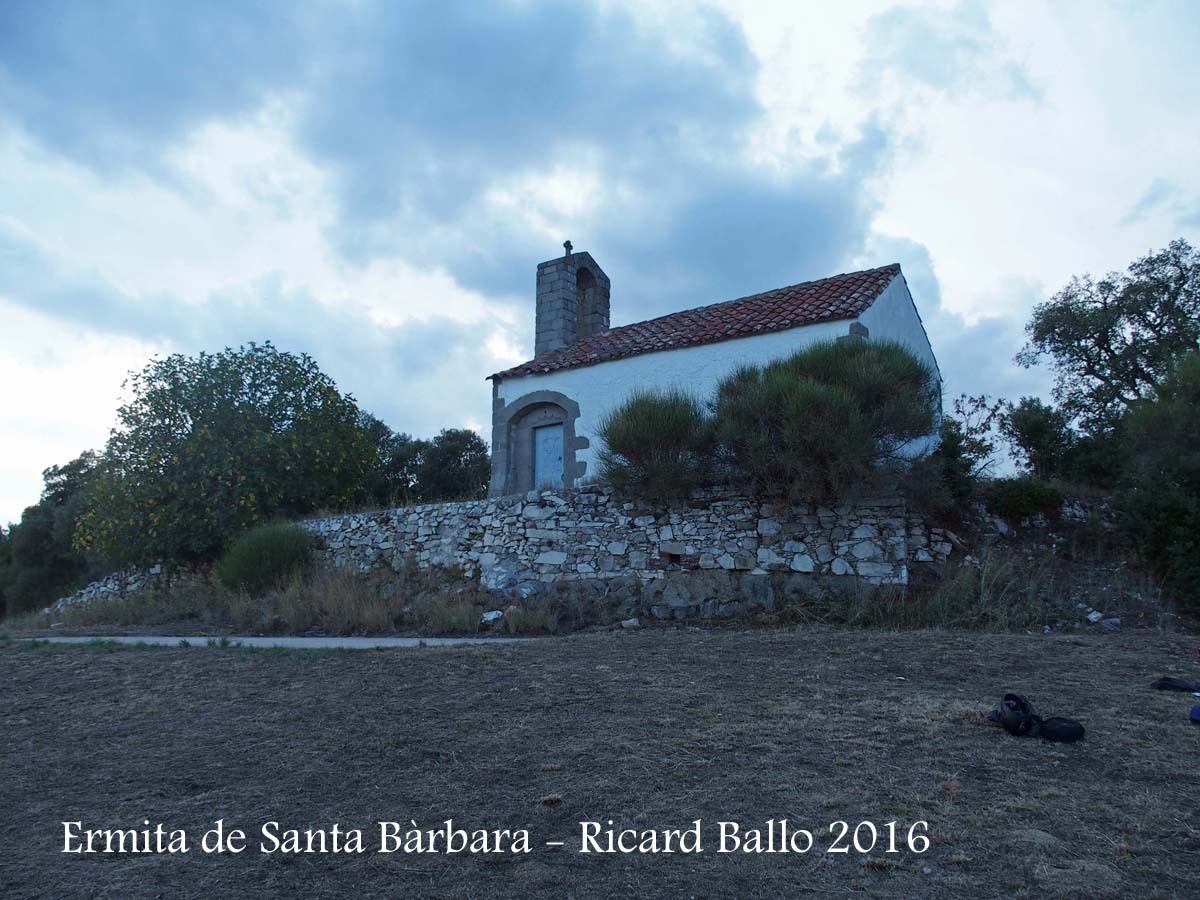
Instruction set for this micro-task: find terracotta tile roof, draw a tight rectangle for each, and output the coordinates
[490,263,901,380]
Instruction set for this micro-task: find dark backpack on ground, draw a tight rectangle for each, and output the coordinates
[987,693,1085,743]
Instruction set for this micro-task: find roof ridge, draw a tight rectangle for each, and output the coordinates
[584,262,901,342]
[491,262,901,381]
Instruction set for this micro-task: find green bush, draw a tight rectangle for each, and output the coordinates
[1000,397,1076,479]
[214,524,315,596]
[712,339,937,502]
[982,476,1064,521]
[597,389,711,500]
[1117,351,1200,612]
[0,452,103,618]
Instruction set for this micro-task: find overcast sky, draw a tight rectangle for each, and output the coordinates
[1,0,1197,522]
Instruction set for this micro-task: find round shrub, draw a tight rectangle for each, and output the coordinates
[712,339,938,502]
[214,524,315,596]
[597,388,711,500]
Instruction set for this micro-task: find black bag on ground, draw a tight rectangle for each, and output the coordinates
[1150,676,1200,693]
[986,693,1085,743]
[1038,717,1086,743]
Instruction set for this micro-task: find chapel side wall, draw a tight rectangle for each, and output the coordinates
[856,275,944,457]
[856,275,940,381]
[495,273,945,485]
[301,486,957,619]
[494,317,850,483]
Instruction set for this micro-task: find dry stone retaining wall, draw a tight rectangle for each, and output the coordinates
[302,486,955,620]
[48,566,163,613]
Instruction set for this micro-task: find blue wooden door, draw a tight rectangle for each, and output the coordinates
[533,424,564,489]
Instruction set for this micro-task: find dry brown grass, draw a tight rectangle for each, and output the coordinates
[2,627,1198,898]
[504,605,559,635]
[9,538,1184,640]
[767,546,1178,633]
[411,592,483,635]
[13,566,497,637]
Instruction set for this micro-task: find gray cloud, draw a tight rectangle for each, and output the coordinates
[0,224,496,436]
[1119,177,1200,229]
[861,0,1041,101]
[597,125,889,322]
[862,234,1051,405]
[1,0,969,453]
[299,2,757,234]
[0,0,887,323]
[0,0,310,169]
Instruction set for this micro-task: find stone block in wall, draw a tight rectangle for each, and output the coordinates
[855,561,894,579]
[790,554,815,573]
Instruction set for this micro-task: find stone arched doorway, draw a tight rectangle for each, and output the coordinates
[489,390,589,496]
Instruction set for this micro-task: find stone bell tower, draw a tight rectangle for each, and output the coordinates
[534,241,611,357]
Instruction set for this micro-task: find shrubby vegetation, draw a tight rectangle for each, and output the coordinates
[904,405,999,525]
[0,453,105,618]
[597,389,710,500]
[598,339,938,504]
[982,476,1064,522]
[714,339,937,502]
[213,524,315,596]
[1117,351,1200,611]
[358,416,491,507]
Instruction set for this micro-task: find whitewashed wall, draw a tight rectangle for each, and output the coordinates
[857,274,939,383]
[858,274,943,456]
[495,272,942,481]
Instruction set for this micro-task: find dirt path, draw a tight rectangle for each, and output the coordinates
[2,627,1198,898]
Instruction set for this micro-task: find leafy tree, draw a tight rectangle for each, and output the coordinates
[917,416,981,513]
[0,526,11,619]
[1117,350,1200,608]
[415,428,490,501]
[1017,239,1200,430]
[1059,431,1127,490]
[42,451,100,506]
[75,342,373,566]
[1000,397,1076,480]
[357,411,431,507]
[948,394,1005,478]
[712,339,938,502]
[0,452,100,616]
[598,389,711,500]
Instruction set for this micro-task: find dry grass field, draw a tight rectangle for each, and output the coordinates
[2,626,1199,899]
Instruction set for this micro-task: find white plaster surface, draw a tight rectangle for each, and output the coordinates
[496,273,942,479]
